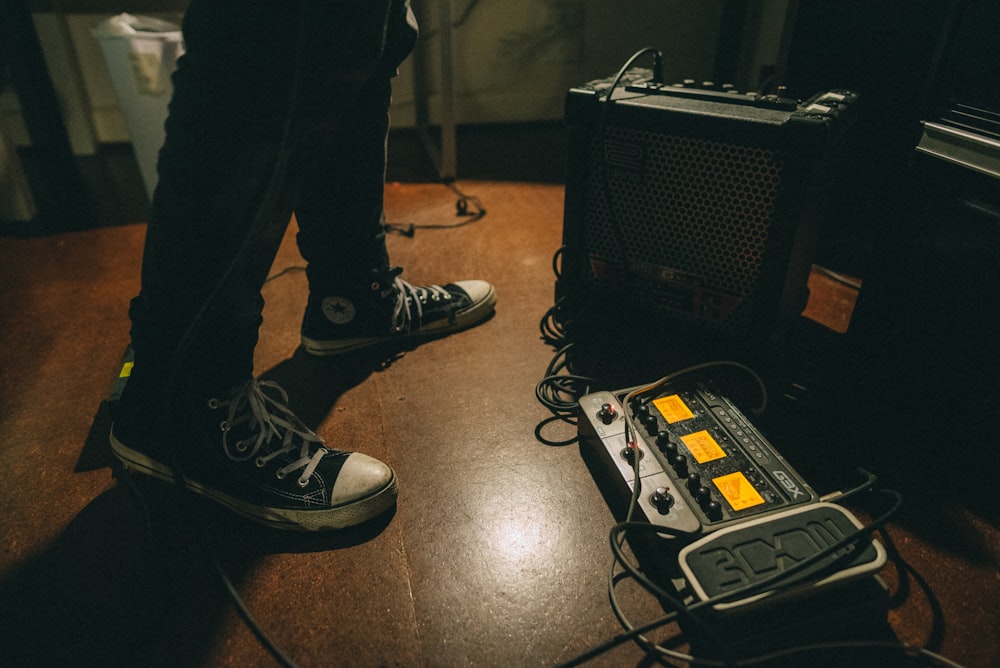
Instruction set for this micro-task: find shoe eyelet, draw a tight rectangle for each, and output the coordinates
[275,469,287,480]
[207,398,220,409]
[219,420,230,432]
[255,457,266,468]
[235,440,248,453]
[297,476,309,488]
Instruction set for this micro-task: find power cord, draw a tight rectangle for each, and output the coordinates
[533,343,598,446]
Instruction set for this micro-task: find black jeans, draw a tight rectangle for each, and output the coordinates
[122,0,417,407]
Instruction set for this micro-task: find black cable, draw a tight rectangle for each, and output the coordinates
[812,263,862,290]
[533,343,598,424]
[597,48,663,293]
[206,549,301,668]
[877,525,949,656]
[538,301,568,346]
[599,489,908,667]
[538,248,568,345]
[820,467,878,503]
[622,361,768,418]
[264,264,307,284]
[539,48,663,357]
[533,414,580,447]
[383,180,487,236]
[554,604,678,668]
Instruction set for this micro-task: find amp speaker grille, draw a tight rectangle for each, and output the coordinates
[582,126,787,332]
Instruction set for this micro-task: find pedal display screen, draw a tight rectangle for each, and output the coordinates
[680,429,727,464]
[637,380,817,527]
[712,471,765,511]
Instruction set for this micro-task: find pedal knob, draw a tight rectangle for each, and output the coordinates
[672,454,689,477]
[597,402,617,425]
[657,431,678,457]
[643,413,659,434]
[686,472,702,493]
[650,487,674,514]
[705,500,722,520]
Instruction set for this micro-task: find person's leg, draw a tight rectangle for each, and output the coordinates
[123,0,299,409]
[111,0,402,530]
[294,1,496,356]
[294,71,394,292]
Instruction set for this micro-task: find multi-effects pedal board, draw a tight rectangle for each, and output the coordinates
[579,375,818,539]
[579,370,887,599]
[575,371,895,664]
[578,371,890,653]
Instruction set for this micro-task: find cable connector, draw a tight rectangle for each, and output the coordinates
[652,49,664,84]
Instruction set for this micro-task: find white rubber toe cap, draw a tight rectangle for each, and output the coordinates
[330,453,396,505]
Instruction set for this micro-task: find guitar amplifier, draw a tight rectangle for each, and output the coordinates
[557,70,858,340]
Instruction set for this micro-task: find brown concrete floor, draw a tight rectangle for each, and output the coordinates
[1,180,998,667]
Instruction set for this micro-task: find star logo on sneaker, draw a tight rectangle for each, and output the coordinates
[321,296,356,325]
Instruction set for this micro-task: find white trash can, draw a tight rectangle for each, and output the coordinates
[94,13,184,201]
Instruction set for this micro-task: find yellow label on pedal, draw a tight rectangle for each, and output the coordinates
[653,394,695,423]
[681,430,726,463]
[713,472,765,510]
[119,361,134,378]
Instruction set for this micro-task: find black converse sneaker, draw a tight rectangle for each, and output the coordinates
[109,379,397,531]
[301,267,496,356]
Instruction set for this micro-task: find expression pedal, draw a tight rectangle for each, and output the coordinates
[578,373,888,655]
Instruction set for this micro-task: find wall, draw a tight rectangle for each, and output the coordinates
[397,0,736,127]
[2,1,781,153]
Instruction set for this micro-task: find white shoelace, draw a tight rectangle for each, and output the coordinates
[389,277,451,334]
[209,379,328,487]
